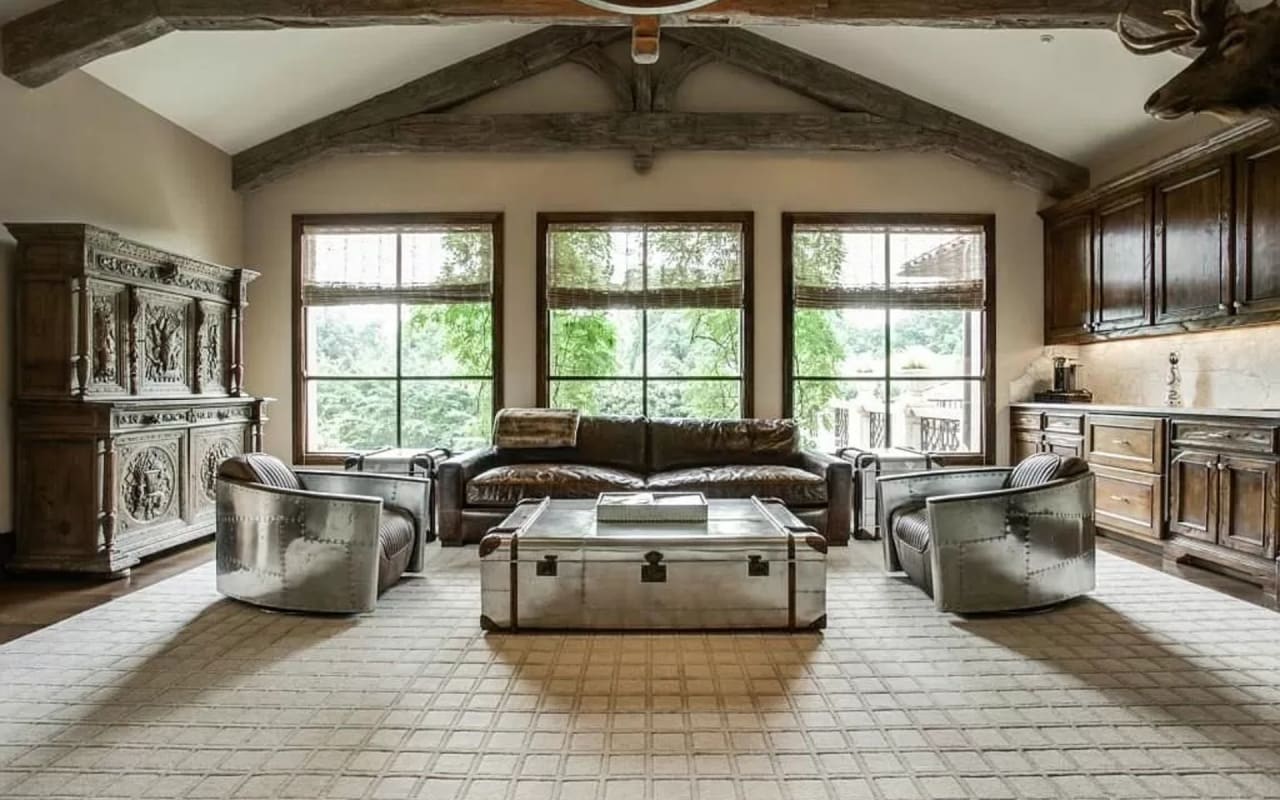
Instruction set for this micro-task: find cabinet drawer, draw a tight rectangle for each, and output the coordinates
[1171,420,1278,454]
[1086,414,1164,473]
[1043,413,1085,436]
[1093,465,1164,542]
[1012,411,1043,431]
[1043,433,1084,459]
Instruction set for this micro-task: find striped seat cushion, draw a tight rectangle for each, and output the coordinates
[1005,453,1089,489]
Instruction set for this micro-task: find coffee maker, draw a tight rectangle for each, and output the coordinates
[1035,356,1093,403]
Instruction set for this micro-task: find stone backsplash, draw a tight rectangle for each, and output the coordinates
[1010,326,1280,410]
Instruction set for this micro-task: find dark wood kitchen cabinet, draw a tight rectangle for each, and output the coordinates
[1153,160,1232,325]
[1012,403,1280,601]
[1094,191,1151,332]
[1044,213,1094,341]
[1235,139,1280,317]
[1168,448,1218,543]
[1041,120,1280,345]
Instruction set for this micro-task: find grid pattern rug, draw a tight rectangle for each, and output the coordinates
[1,543,1279,800]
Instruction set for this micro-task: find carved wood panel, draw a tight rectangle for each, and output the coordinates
[195,302,231,394]
[87,281,127,395]
[116,433,184,533]
[136,291,192,394]
[192,424,248,519]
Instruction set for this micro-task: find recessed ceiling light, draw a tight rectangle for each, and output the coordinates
[1040,34,1056,44]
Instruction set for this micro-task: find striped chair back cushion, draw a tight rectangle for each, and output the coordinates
[218,453,302,491]
[1005,453,1089,489]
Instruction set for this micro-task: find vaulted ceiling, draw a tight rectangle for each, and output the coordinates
[0,0,1226,177]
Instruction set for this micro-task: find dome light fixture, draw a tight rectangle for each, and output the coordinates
[576,0,722,64]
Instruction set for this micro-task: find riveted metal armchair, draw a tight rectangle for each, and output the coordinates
[878,453,1096,613]
[215,454,430,613]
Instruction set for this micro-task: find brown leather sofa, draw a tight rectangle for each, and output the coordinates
[436,416,852,546]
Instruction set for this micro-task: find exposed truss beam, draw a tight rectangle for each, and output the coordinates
[236,110,1058,175]
[668,27,1089,195]
[233,111,1085,195]
[233,26,626,191]
[3,0,1191,88]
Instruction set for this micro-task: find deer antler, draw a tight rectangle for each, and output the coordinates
[1117,0,1202,54]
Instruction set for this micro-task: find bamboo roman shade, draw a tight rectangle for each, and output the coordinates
[301,223,494,305]
[793,223,987,311]
[546,222,744,309]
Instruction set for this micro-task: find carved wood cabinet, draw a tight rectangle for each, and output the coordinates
[6,224,267,576]
[1042,121,1280,345]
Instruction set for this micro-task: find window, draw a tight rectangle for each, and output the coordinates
[537,213,753,418]
[783,214,995,461]
[293,214,503,463]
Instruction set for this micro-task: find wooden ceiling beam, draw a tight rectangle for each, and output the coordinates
[235,110,1067,184]
[668,27,1089,196]
[3,0,1190,88]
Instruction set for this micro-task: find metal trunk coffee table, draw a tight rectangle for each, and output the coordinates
[479,497,827,631]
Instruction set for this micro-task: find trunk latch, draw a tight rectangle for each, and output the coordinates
[641,551,667,583]
[536,554,558,577]
[748,555,769,576]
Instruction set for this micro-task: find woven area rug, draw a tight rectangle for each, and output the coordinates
[1,543,1279,800]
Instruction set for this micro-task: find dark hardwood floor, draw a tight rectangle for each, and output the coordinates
[0,533,1271,646]
[0,538,215,645]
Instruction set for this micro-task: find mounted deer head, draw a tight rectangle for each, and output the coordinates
[1117,0,1280,121]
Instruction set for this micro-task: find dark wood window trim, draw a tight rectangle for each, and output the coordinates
[536,211,755,417]
[292,212,505,465]
[781,212,997,464]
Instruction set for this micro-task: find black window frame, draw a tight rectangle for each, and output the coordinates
[782,212,997,464]
[535,212,755,418]
[292,212,505,465]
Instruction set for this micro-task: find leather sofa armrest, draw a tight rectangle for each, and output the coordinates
[799,449,853,545]
[435,447,505,546]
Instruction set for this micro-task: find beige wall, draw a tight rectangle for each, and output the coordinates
[0,72,243,533]
[243,150,1047,465]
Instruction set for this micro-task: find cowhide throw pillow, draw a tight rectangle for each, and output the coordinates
[493,408,581,449]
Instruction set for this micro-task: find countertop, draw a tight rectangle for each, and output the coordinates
[1010,402,1280,422]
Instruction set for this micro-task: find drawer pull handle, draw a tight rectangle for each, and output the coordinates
[1109,495,1131,504]
[1111,439,1132,447]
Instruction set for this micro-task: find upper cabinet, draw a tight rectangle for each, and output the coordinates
[1045,213,1094,340]
[1153,160,1232,325]
[1042,121,1280,345]
[1236,140,1280,316]
[1095,191,1151,332]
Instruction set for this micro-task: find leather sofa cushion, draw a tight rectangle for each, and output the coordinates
[892,507,931,553]
[467,463,646,506]
[574,415,648,473]
[1006,453,1090,489]
[377,508,415,594]
[218,453,301,491]
[648,418,799,471]
[646,465,827,506]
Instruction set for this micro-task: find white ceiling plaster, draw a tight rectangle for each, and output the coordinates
[753,26,1212,163]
